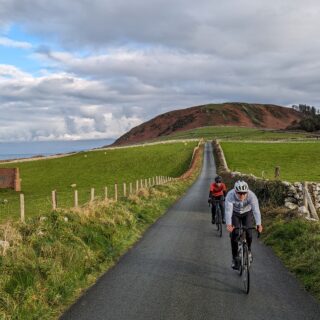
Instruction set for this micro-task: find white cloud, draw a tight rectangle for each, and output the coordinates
[0,65,143,142]
[0,36,32,49]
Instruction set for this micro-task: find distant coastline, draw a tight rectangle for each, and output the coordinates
[0,138,115,161]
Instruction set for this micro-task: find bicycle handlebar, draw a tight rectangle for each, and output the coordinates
[233,226,261,238]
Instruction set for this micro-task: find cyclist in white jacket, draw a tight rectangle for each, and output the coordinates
[225,180,263,269]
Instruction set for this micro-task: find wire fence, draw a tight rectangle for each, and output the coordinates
[0,176,175,222]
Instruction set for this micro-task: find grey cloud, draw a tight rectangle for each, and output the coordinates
[2,0,320,56]
[1,0,320,142]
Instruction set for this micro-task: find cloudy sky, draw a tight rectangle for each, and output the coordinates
[1,0,320,142]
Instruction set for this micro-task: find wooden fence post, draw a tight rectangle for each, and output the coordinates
[90,188,95,203]
[115,184,118,202]
[145,179,148,188]
[303,182,308,210]
[140,179,143,189]
[123,182,127,197]
[105,187,108,200]
[52,190,57,210]
[303,182,319,220]
[130,183,133,195]
[136,180,139,193]
[20,193,25,223]
[74,190,78,208]
[274,166,280,179]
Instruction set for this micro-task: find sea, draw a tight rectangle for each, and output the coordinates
[0,139,115,161]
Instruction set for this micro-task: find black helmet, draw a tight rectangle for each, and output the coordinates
[215,175,222,183]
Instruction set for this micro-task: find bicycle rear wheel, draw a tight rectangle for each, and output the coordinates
[215,207,222,237]
[218,213,222,237]
[242,244,250,294]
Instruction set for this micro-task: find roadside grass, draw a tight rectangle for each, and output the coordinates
[0,142,197,222]
[262,209,320,301]
[159,126,311,141]
[220,141,320,182]
[0,146,203,320]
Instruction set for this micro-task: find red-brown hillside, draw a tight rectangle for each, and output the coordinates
[113,102,303,146]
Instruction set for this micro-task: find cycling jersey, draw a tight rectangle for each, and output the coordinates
[209,182,227,197]
[225,189,261,225]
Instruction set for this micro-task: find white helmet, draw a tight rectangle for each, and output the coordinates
[234,180,249,192]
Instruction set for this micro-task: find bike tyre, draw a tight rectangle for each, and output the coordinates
[243,245,250,294]
[215,207,220,231]
[217,209,222,237]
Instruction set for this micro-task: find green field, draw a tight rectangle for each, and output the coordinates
[0,142,197,221]
[221,142,320,182]
[159,126,313,141]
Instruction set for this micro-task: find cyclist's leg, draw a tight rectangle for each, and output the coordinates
[243,211,253,251]
[211,201,216,223]
[231,213,240,259]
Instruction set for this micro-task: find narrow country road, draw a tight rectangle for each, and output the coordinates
[61,143,320,320]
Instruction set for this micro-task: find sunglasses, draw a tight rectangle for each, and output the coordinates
[236,192,247,195]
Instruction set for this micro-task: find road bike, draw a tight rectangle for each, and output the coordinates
[233,225,260,294]
[209,199,223,237]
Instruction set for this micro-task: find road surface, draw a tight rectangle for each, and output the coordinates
[61,142,320,320]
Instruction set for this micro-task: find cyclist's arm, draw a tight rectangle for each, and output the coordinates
[222,183,227,198]
[209,183,214,198]
[249,191,262,225]
[225,191,234,225]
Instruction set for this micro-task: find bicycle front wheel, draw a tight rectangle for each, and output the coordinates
[242,244,250,294]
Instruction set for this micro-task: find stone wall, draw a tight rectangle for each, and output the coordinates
[284,182,320,212]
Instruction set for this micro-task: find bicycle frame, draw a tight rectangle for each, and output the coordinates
[233,225,259,294]
[210,199,224,237]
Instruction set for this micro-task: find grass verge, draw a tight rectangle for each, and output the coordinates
[0,147,203,319]
[262,209,320,301]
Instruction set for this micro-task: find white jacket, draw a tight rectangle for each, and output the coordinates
[225,189,261,225]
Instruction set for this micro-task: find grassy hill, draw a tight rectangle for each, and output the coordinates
[113,103,304,146]
[0,141,197,222]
